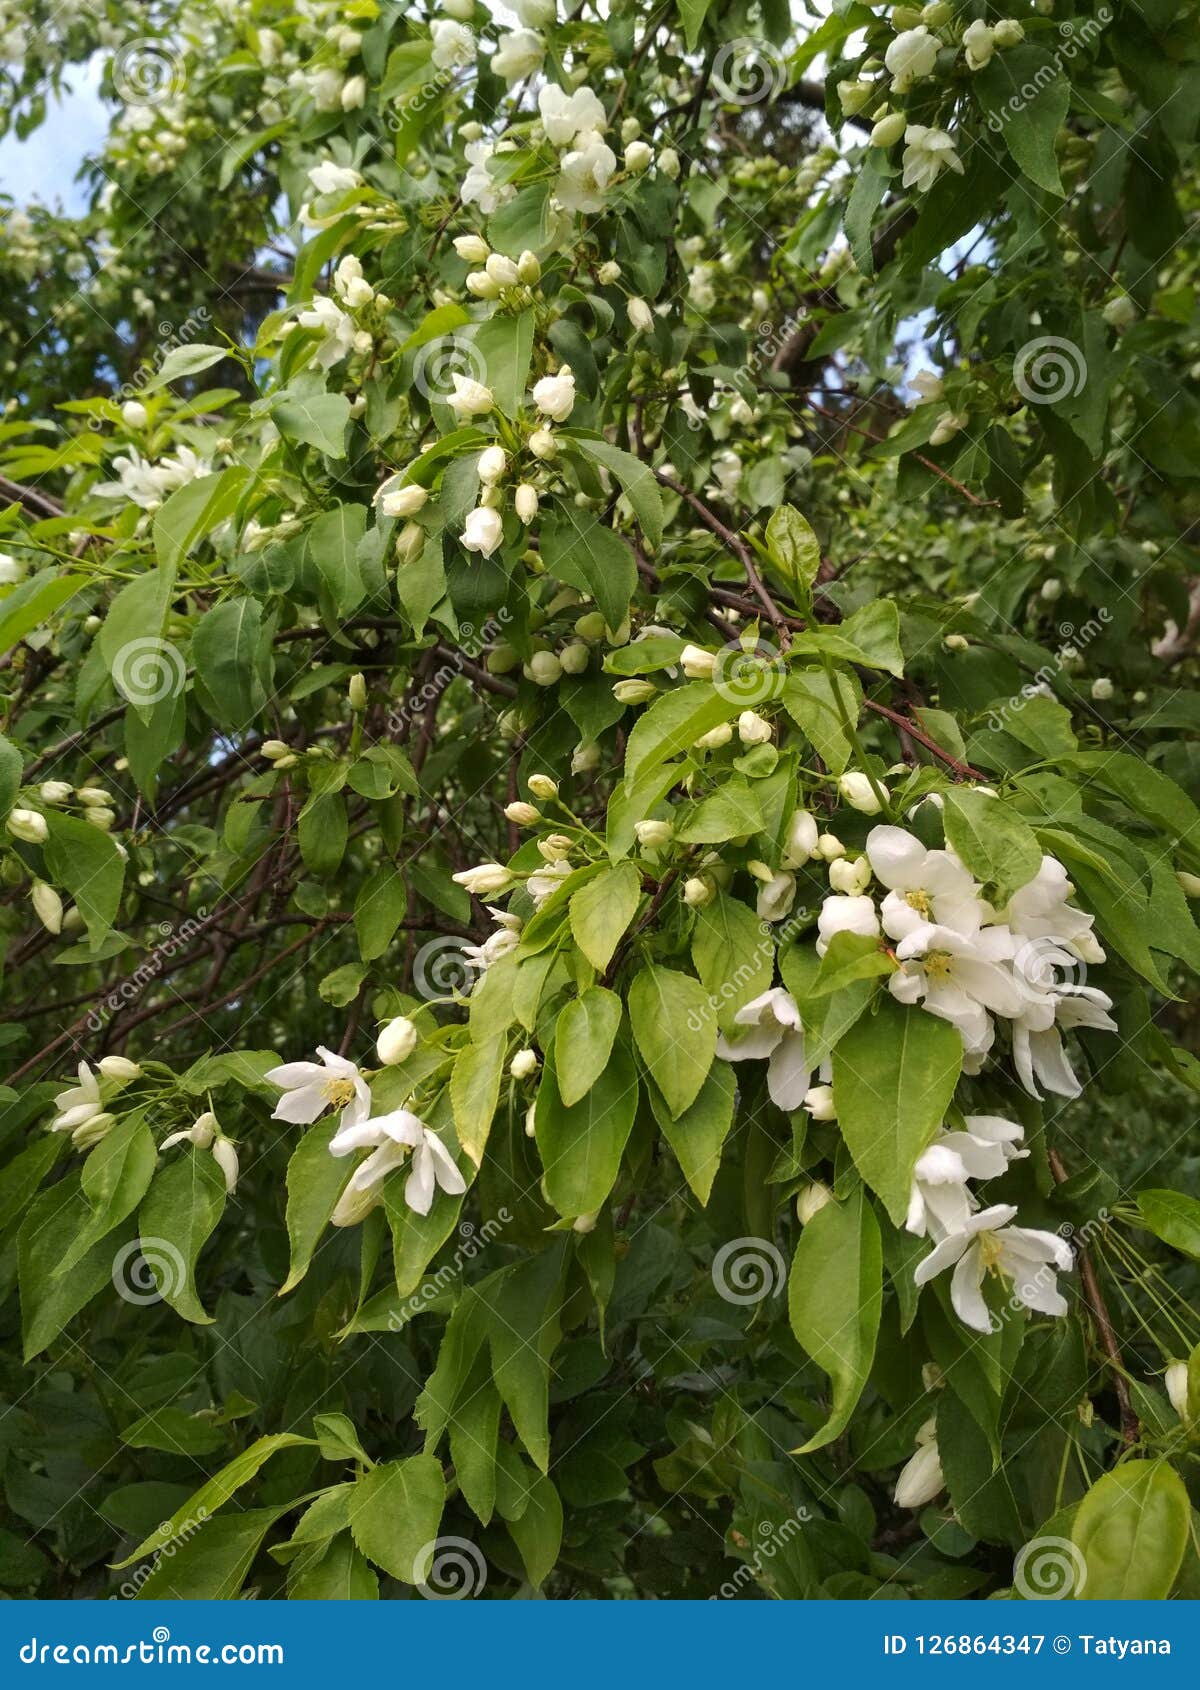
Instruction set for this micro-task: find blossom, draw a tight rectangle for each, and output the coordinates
[902,126,964,193]
[962,19,995,70]
[738,710,772,745]
[297,295,357,368]
[908,369,944,407]
[906,1115,1027,1239]
[515,0,556,23]
[914,1203,1073,1333]
[460,505,504,557]
[783,809,819,865]
[492,29,543,85]
[461,141,515,215]
[333,253,373,307]
[515,483,538,523]
[447,374,495,418]
[377,1016,418,1066]
[376,479,428,518]
[538,83,606,147]
[50,1061,105,1135]
[716,988,811,1111]
[266,1047,371,1132]
[330,1107,467,1218]
[308,160,361,195]
[816,894,881,956]
[1011,984,1116,1099]
[756,871,797,924]
[839,770,884,814]
[628,296,654,333]
[453,862,515,898]
[477,444,507,483]
[463,907,523,972]
[556,132,617,213]
[1002,855,1104,964]
[160,1111,216,1151]
[885,26,939,92]
[889,923,1024,1061]
[532,366,576,421]
[510,1048,539,1079]
[829,856,871,896]
[431,19,475,71]
[894,1419,944,1508]
[866,825,984,943]
[527,859,573,906]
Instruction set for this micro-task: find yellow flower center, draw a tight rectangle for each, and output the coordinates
[905,888,932,916]
[323,1076,357,1109]
[977,1231,1006,1277]
[922,950,954,984]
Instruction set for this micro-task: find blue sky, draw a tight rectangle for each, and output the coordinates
[0,56,106,213]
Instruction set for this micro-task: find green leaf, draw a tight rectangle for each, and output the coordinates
[279,1122,354,1295]
[943,788,1043,906]
[98,565,181,724]
[568,861,641,972]
[555,986,623,1107]
[541,511,638,634]
[136,1148,228,1324]
[0,569,87,659]
[472,310,534,418]
[676,0,713,51]
[18,1178,130,1361]
[628,965,715,1118]
[623,680,741,788]
[271,389,351,457]
[143,343,228,390]
[691,890,774,1033]
[648,1059,736,1205]
[781,667,862,773]
[535,1040,639,1217]
[1135,1189,1200,1259]
[0,732,21,819]
[153,467,249,571]
[810,929,895,996]
[133,1508,289,1600]
[507,1473,562,1588]
[298,790,348,877]
[793,600,904,676]
[353,862,407,961]
[43,811,125,948]
[765,505,821,595]
[788,1187,882,1453]
[349,1455,447,1584]
[571,437,664,549]
[832,998,962,1225]
[115,1434,314,1566]
[318,961,366,1007]
[191,595,267,729]
[57,1113,156,1277]
[450,1035,506,1167]
[289,1532,379,1600]
[305,502,367,616]
[977,46,1068,196]
[1071,1460,1190,1599]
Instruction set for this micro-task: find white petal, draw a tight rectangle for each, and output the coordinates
[913,1229,973,1286]
[766,1030,811,1111]
[271,1084,329,1124]
[405,1144,436,1215]
[950,1246,993,1333]
[265,1060,325,1089]
[865,825,926,891]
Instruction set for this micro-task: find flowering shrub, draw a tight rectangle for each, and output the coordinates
[0,0,1197,1602]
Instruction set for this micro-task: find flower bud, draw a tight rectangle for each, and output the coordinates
[737,710,772,745]
[212,1136,239,1194]
[816,832,845,861]
[613,678,656,704]
[803,1085,837,1122]
[378,480,428,518]
[657,147,680,179]
[993,17,1025,47]
[453,234,490,263]
[466,270,501,299]
[597,261,621,285]
[558,641,589,674]
[527,773,559,801]
[829,856,871,895]
[517,249,541,284]
[348,672,367,711]
[75,786,109,806]
[262,739,291,760]
[98,1055,142,1081]
[624,140,652,173]
[121,399,148,428]
[396,521,426,565]
[682,875,714,908]
[796,1180,834,1223]
[1091,677,1114,701]
[1176,871,1200,898]
[514,482,539,524]
[869,112,906,148]
[485,252,520,286]
[504,801,541,826]
[39,781,72,805]
[679,644,716,679]
[893,1438,944,1509]
[377,1015,419,1066]
[477,444,507,483]
[31,882,63,934]
[526,651,563,687]
[838,771,885,814]
[85,807,117,831]
[574,611,607,640]
[537,833,574,862]
[1166,1360,1190,1422]
[783,809,819,864]
[694,722,733,750]
[628,297,654,333]
[7,808,48,845]
[509,1047,539,1079]
[634,819,674,849]
[528,428,557,460]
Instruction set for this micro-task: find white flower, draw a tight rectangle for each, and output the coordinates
[658,146,680,179]
[902,126,964,193]
[556,132,617,213]
[829,856,871,896]
[462,141,514,215]
[39,781,72,805]
[447,374,494,418]
[782,809,819,865]
[839,770,884,814]
[538,83,606,147]
[98,1056,141,1081]
[1002,855,1103,961]
[894,1420,944,1508]
[453,862,515,897]
[492,29,543,84]
[527,858,573,906]
[624,140,652,173]
[756,871,796,924]
[1166,1361,1190,1422]
[628,296,654,333]
[929,411,967,447]
[906,1116,1026,1239]
[32,882,63,934]
[161,1111,217,1152]
[716,988,811,1111]
[634,819,673,849]
[331,1107,467,1218]
[212,1138,240,1194]
[510,1048,539,1079]
[680,643,716,679]
[889,923,1023,1060]
[121,399,148,428]
[308,160,361,196]
[431,19,475,71]
[477,445,507,483]
[341,75,366,111]
[377,1016,418,1066]
[453,233,490,263]
[711,449,742,496]
[7,807,48,845]
[962,19,995,69]
[682,875,714,908]
[515,483,538,523]
[1011,984,1116,1099]
[377,479,428,518]
[908,368,944,407]
[333,254,373,308]
[528,426,557,459]
[866,825,984,943]
[804,1084,837,1121]
[515,0,555,24]
[532,366,576,421]
[885,26,939,92]
[267,1047,372,1132]
[816,894,881,957]
[738,710,772,745]
[297,295,357,369]
[51,1061,104,1134]
[914,1203,1073,1333]
[463,907,523,972]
